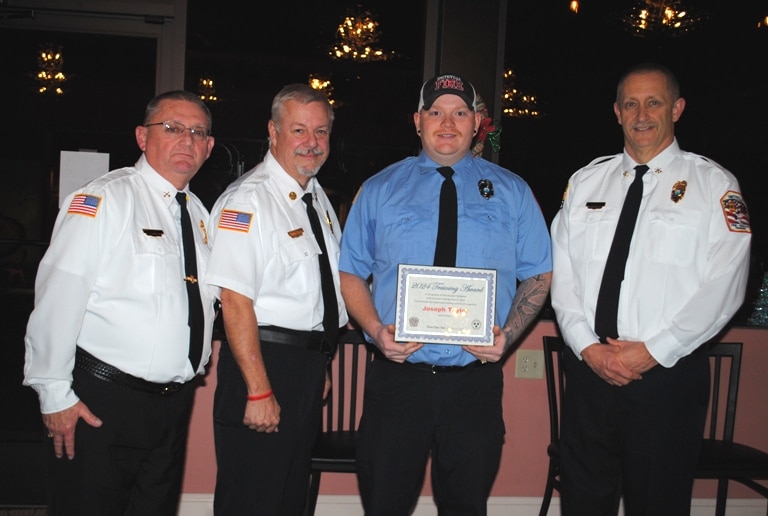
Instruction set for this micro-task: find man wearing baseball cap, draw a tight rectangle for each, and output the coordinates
[339,73,552,514]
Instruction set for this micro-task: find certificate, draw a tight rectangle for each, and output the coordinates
[394,264,496,346]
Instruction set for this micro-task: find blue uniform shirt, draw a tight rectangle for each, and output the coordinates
[339,152,552,366]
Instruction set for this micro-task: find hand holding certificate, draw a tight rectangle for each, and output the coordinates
[394,264,496,346]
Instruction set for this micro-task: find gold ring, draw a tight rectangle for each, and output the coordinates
[481,358,488,364]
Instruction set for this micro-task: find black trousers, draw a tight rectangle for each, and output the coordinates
[356,359,506,516]
[213,340,327,516]
[47,367,196,516]
[559,346,710,516]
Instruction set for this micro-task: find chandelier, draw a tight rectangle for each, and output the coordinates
[620,0,705,37]
[198,77,218,103]
[308,74,336,106]
[329,6,393,61]
[501,69,541,119]
[35,44,68,95]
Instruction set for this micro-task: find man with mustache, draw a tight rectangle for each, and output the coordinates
[205,84,348,514]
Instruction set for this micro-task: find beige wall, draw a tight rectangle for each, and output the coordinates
[181,321,768,500]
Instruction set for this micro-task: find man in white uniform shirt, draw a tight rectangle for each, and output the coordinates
[550,62,751,515]
[24,90,217,516]
[206,83,347,515]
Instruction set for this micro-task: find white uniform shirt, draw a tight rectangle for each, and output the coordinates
[551,139,751,367]
[24,155,217,413]
[205,150,348,331]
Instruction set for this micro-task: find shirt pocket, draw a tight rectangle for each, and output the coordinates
[462,203,514,267]
[569,206,620,262]
[379,205,434,264]
[277,234,319,295]
[131,231,180,293]
[645,208,701,266]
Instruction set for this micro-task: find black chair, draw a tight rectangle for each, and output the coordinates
[540,335,565,516]
[696,341,768,516]
[540,337,768,516]
[303,330,374,516]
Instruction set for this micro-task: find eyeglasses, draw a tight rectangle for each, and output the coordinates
[144,120,211,142]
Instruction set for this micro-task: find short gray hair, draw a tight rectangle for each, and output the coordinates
[616,62,681,103]
[144,90,212,130]
[271,83,334,132]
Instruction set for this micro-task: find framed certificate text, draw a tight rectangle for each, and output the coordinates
[394,264,496,346]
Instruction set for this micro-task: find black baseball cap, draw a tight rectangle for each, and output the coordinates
[417,73,477,111]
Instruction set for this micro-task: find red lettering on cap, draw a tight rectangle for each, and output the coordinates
[435,77,464,92]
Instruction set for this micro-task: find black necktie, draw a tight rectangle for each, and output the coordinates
[176,192,205,372]
[594,164,649,342]
[434,166,457,267]
[302,192,339,353]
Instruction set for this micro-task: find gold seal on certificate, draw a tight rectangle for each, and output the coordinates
[394,264,496,346]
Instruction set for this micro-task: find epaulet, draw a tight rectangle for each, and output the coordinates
[687,152,725,170]
[586,155,616,167]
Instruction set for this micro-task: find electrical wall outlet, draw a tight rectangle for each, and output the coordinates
[515,349,544,379]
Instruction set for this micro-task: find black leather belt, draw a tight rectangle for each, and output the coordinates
[258,326,330,354]
[397,359,487,374]
[75,347,185,396]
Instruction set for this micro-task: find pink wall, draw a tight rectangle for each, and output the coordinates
[182,322,768,499]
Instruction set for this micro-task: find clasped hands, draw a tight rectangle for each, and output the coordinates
[581,338,657,387]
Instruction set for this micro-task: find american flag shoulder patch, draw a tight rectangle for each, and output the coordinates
[218,209,253,232]
[721,190,751,233]
[67,193,102,217]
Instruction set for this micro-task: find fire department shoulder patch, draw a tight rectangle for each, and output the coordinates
[720,191,750,233]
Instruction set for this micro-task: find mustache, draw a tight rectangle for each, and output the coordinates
[295,147,325,157]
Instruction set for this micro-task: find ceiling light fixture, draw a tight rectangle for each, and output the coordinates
[501,69,541,119]
[329,6,394,61]
[35,43,69,95]
[620,0,706,37]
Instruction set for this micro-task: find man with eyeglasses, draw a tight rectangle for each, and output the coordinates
[24,90,218,516]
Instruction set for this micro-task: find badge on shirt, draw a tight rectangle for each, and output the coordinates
[721,191,751,233]
[143,229,164,237]
[218,209,253,233]
[478,179,494,199]
[288,228,304,238]
[67,193,101,217]
[670,181,687,203]
[586,202,605,209]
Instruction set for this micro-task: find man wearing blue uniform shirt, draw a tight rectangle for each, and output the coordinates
[339,73,552,515]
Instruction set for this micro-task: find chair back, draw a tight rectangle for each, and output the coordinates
[323,331,374,433]
[703,341,742,443]
[539,335,566,516]
[543,336,566,446]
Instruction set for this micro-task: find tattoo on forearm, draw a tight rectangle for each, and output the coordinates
[502,273,552,351]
